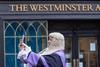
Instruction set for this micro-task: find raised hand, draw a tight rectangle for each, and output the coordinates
[17,43,32,60]
[19,35,25,50]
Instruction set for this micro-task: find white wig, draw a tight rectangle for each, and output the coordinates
[40,32,65,55]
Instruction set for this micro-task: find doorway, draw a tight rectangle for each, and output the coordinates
[48,20,99,67]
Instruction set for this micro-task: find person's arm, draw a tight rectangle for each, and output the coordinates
[27,52,63,67]
[18,43,46,67]
[17,43,48,67]
[17,43,65,67]
[17,43,32,63]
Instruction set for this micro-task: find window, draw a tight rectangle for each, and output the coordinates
[4,20,48,67]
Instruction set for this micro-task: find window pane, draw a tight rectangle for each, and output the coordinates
[5,26,14,36]
[38,37,47,52]
[6,55,15,67]
[33,22,40,31]
[27,26,36,36]
[16,37,21,53]
[89,52,97,67]
[4,20,48,67]
[37,26,47,36]
[16,26,25,36]
[27,37,36,52]
[5,38,15,53]
[11,22,19,30]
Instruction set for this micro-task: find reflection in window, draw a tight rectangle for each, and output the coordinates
[90,42,96,51]
[4,20,48,67]
[79,37,98,67]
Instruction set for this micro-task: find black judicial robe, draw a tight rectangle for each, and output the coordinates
[20,50,66,67]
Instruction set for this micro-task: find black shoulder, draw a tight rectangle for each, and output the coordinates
[36,53,63,67]
[36,58,45,67]
[43,53,63,67]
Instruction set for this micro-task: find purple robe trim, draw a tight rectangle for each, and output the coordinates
[27,52,49,67]
[27,52,40,66]
[55,50,66,67]
[40,56,49,67]
[23,51,65,67]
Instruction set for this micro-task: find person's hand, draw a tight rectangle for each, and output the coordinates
[19,43,26,50]
[17,43,32,60]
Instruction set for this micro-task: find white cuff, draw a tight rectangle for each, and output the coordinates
[17,44,31,60]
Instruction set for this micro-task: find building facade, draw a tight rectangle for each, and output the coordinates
[0,1,100,67]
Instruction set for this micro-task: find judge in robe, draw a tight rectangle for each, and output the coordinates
[17,32,66,67]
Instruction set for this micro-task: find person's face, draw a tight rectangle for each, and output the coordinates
[48,36,56,46]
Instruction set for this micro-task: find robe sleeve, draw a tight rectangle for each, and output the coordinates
[37,51,65,67]
[27,52,49,67]
[26,52,40,67]
[18,51,65,67]
[41,53,63,67]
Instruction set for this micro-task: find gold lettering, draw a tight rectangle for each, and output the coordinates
[70,4,77,11]
[43,4,48,11]
[61,4,65,11]
[23,4,28,11]
[38,4,43,11]
[16,4,23,11]
[95,4,100,11]
[49,4,53,11]
[9,4,95,12]
[54,4,62,11]
[65,4,71,11]
[77,4,81,11]
[88,4,93,11]
[9,4,29,11]
[82,4,93,11]
[82,4,87,11]
[9,4,16,11]
[30,4,38,11]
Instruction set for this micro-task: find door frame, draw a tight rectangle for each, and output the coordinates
[71,30,99,67]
